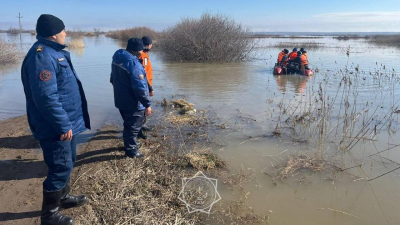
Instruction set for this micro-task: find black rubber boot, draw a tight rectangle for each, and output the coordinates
[125,150,144,158]
[41,190,74,225]
[142,125,153,132]
[60,184,88,210]
[137,130,147,139]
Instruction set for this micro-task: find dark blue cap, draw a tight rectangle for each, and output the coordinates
[126,38,144,52]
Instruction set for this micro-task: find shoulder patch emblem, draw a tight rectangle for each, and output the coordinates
[36,45,43,52]
[39,70,52,81]
[138,74,144,80]
[57,57,65,62]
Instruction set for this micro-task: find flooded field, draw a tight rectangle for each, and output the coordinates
[1,33,400,224]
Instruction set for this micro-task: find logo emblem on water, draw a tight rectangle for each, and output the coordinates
[178,171,221,214]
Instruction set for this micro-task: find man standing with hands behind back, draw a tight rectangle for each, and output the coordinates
[21,14,91,225]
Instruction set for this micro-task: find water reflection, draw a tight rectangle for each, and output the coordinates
[162,63,252,102]
[274,75,311,93]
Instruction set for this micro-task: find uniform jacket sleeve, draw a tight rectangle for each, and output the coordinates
[129,63,151,108]
[29,52,72,135]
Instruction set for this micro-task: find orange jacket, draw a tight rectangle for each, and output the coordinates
[288,51,297,60]
[300,54,309,65]
[277,51,285,63]
[139,51,153,88]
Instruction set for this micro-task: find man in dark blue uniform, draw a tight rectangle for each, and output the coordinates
[21,14,91,225]
[110,38,152,158]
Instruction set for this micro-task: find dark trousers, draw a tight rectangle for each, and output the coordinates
[139,111,147,135]
[119,109,144,153]
[40,135,77,192]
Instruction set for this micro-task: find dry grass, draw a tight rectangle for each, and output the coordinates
[72,133,205,224]
[184,149,226,170]
[278,152,330,179]
[269,41,324,49]
[170,99,196,115]
[247,34,323,39]
[0,37,22,64]
[106,27,158,42]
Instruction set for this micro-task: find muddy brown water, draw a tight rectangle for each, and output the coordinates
[1,33,400,224]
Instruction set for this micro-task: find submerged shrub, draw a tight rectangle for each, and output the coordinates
[0,38,22,64]
[106,27,158,42]
[67,37,85,49]
[159,13,255,62]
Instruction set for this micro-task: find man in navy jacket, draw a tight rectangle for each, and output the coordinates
[110,38,152,158]
[21,14,90,225]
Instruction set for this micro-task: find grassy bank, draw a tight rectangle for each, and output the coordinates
[67,99,265,224]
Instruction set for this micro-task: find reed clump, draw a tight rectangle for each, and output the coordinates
[368,35,400,47]
[278,152,330,179]
[270,41,324,49]
[67,38,85,49]
[0,38,22,64]
[184,149,227,170]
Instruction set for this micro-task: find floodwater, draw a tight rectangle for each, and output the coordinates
[1,33,400,225]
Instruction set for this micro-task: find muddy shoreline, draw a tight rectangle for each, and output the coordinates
[0,103,263,224]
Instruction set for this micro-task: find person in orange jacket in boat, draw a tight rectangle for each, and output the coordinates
[277,49,288,64]
[300,51,309,71]
[300,48,308,59]
[294,51,309,72]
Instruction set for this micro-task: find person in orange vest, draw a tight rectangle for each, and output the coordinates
[279,49,289,67]
[288,48,298,62]
[277,49,288,64]
[300,48,308,59]
[300,51,309,70]
[138,36,154,139]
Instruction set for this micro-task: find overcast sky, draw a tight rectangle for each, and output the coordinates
[1,0,400,32]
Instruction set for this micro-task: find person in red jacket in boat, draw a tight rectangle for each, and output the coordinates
[288,48,298,62]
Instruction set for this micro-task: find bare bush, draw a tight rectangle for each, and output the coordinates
[7,27,19,35]
[0,38,22,64]
[67,29,85,39]
[158,13,255,62]
[106,27,158,42]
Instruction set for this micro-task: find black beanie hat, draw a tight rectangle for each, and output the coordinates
[126,38,144,52]
[142,36,152,46]
[300,48,305,52]
[284,49,289,54]
[36,14,65,37]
